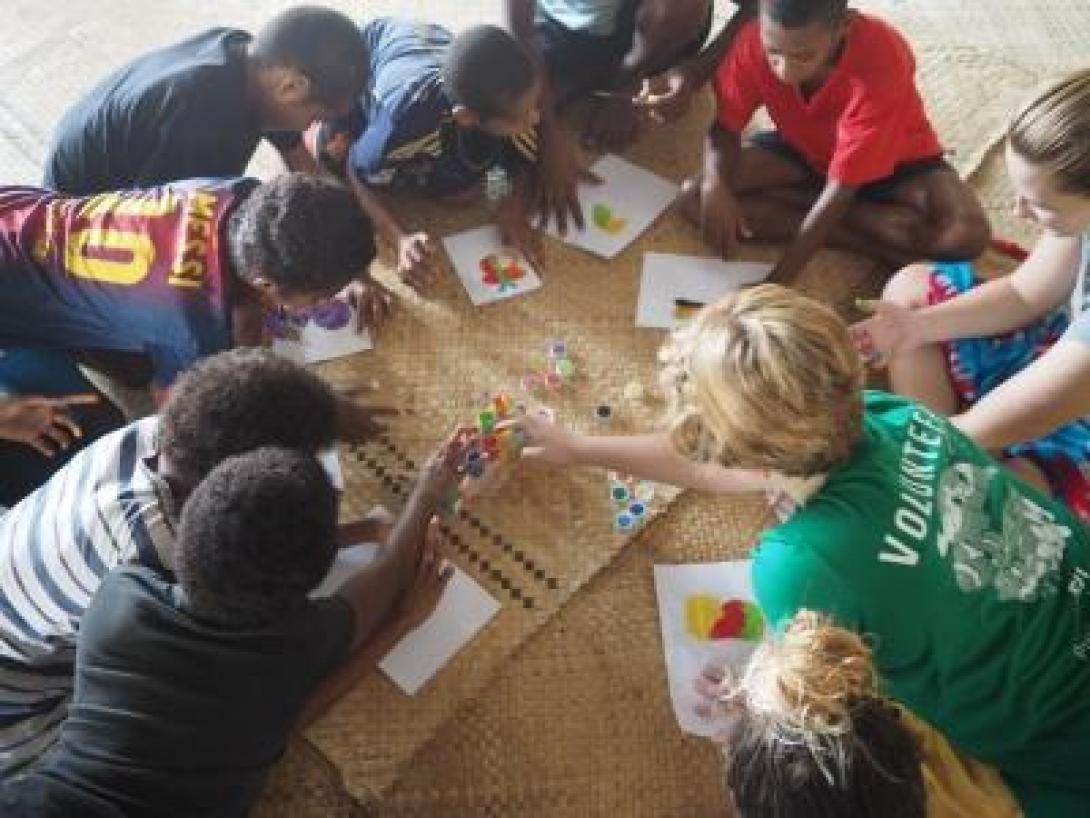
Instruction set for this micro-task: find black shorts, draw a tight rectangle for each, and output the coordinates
[748,130,951,202]
[534,0,713,102]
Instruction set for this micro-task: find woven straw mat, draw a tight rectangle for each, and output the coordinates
[300,91,880,806]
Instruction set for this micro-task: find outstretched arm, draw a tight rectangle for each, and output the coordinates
[514,411,770,494]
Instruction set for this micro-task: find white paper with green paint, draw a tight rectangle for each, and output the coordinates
[546,154,677,259]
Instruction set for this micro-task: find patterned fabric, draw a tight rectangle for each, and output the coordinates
[0,418,173,777]
[928,260,1090,521]
[0,178,255,385]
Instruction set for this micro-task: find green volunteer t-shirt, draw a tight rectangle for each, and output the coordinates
[753,391,1090,812]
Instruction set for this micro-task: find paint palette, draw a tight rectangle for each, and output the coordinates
[458,392,527,503]
[520,339,577,395]
[443,226,543,305]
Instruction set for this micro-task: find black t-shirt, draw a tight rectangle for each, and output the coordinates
[1,566,354,818]
[42,28,301,195]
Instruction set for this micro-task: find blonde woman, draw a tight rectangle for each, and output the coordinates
[852,69,1090,522]
[708,610,1017,818]
[511,284,1090,814]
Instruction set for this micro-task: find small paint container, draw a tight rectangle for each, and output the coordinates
[628,502,647,519]
[594,404,612,424]
[544,371,563,390]
[465,458,486,479]
[634,481,655,502]
[478,410,496,433]
[481,434,500,452]
[547,340,567,360]
[553,358,576,380]
[493,392,513,417]
[520,373,541,394]
[614,512,637,533]
[610,482,631,504]
[622,380,645,402]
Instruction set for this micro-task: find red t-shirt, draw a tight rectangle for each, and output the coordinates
[714,13,943,186]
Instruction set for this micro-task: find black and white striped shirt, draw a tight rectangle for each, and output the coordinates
[0,417,175,777]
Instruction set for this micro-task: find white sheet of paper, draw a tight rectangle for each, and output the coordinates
[309,546,500,695]
[310,543,380,600]
[271,297,372,364]
[653,560,767,737]
[636,253,772,329]
[442,225,542,305]
[546,154,677,259]
[317,448,344,492]
[379,567,501,695]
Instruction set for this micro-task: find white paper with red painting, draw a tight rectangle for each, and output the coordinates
[268,294,372,364]
[653,560,767,737]
[545,154,677,259]
[442,225,542,306]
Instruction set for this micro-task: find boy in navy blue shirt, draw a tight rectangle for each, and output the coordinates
[312,21,544,279]
[43,6,366,195]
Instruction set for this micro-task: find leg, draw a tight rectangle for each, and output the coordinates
[1004,456,1051,493]
[880,264,961,414]
[843,167,991,262]
[678,144,815,234]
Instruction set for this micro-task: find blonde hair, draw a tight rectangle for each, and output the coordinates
[736,611,877,754]
[1008,68,1090,195]
[723,611,924,813]
[659,284,864,477]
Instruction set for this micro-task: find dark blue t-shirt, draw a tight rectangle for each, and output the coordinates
[42,28,300,196]
[0,567,354,818]
[0,177,256,386]
[345,17,537,196]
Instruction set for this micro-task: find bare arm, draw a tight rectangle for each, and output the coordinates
[770,180,857,284]
[699,123,751,259]
[675,0,755,90]
[515,412,770,494]
[852,233,1082,364]
[954,338,1090,451]
[911,233,1080,343]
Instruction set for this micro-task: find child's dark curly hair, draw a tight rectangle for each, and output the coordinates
[177,446,338,625]
[160,348,338,492]
[252,6,367,109]
[761,0,848,28]
[442,25,535,122]
[227,173,375,297]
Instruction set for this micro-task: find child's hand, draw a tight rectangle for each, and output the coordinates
[0,393,98,457]
[849,299,922,368]
[397,231,438,290]
[634,67,694,124]
[391,522,454,636]
[346,277,394,332]
[531,134,601,235]
[415,427,476,507]
[700,176,751,259]
[503,410,584,467]
[496,195,544,272]
[334,392,397,443]
[582,91,640,152]
[693,662,746,744]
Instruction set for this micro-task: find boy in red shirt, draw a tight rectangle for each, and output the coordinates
[684,0,989,283]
